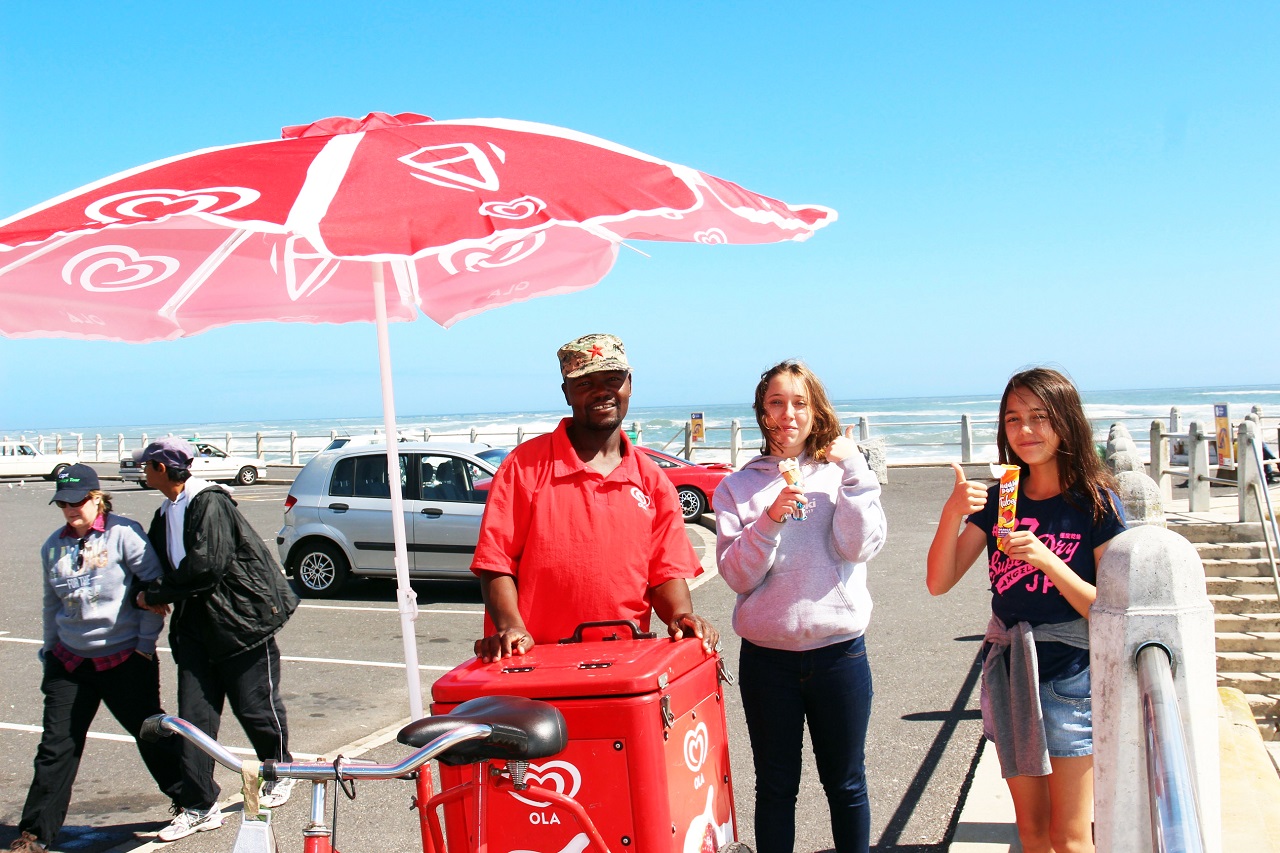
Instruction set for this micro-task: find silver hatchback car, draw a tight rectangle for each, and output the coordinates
[277,442,499,597]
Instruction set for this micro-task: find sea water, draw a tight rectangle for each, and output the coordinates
[9,385,1280,466]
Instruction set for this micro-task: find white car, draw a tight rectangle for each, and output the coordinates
[120,441,267,486]
[0,441,80,480]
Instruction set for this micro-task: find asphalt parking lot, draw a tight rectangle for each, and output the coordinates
[1,465,992,853]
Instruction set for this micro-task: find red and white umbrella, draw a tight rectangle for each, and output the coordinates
[0,111,835,716]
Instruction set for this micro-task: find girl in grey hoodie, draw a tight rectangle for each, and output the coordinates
[714,360,887,853]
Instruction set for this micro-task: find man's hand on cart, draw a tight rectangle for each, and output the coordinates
[475,627,535,663]
[667,612,719,654]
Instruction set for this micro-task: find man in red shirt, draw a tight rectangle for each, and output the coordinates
[471,333,718,661]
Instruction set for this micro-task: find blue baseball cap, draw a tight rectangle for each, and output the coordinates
[50,463,100,504]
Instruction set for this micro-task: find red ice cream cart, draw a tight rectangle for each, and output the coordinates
[430,621,739,853]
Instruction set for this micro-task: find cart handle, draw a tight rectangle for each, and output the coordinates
[558,619,657,644]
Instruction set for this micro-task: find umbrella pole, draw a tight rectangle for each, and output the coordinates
[372,262,425,721]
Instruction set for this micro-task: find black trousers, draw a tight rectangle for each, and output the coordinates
[172,635,292,809]
[20,653,182,845]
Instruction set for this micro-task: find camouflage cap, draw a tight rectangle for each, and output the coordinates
[557,333,630,379]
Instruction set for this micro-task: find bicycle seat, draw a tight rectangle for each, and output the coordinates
[398,695,568,766]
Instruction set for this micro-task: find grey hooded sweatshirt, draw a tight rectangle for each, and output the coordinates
[713,450,886,651]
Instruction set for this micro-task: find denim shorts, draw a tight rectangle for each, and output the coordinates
[1039,666,1093,758]
[981,665,1093,759]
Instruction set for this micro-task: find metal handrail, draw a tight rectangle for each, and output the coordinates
[1246,447,1280,601]
[1137,643,1206,853]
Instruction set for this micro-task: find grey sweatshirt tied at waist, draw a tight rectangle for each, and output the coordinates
[982,615,1089,778]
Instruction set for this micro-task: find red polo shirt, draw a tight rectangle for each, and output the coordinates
[471,418,701,644]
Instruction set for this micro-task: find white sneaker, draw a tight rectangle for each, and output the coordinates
[158,805,225,842]
[259,777,295,808]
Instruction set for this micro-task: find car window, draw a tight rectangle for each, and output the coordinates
[419,455,488,503]
[19,445,35,457]
[646,451,678,469]
[332,454,409,499]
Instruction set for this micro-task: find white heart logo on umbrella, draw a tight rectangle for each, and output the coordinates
[508,759,582,809]
[85,187,260,223]
[441,232,547,274]
[694,229,727,245]
[61,246,180,292]
[478,196,547,220]
[683,722,709,772]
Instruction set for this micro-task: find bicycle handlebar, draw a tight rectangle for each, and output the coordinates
[141,714,493,782]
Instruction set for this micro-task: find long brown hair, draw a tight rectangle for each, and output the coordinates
[753,360,842,461]
[997,367,1116,522]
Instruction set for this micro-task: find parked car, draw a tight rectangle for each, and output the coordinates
[0,440,79,480]
[633,446,733,521]
[119,441,266,486]
[321,433,416,451]
[277,442,498,597]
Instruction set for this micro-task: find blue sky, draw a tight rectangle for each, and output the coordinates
[2,2,1277,431]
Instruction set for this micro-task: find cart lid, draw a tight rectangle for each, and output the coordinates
[431,636,714,703]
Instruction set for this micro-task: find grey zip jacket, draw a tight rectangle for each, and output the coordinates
[714,450,887,651]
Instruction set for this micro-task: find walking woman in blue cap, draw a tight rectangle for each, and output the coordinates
[10,465,181,853]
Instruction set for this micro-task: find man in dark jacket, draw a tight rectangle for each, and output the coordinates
[135,437,298,840]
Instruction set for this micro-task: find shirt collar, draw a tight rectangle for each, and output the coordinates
[550,417,643,487]
[59,512,107,539]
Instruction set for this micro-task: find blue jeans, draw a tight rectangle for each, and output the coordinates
[739,636,873,853]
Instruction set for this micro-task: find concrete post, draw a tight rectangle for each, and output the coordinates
[960,414,973,463]
[225,432,232,454]
[1150,421,1173,501]
[1237,420,1263,523]
[633,422,642,445]
[516,427,525,445]
[256,432,264,457]
[683,422,692,461]
[470,427,478,444]
[94,435,101,461]
[289,431,298,465]
[1117,470,1166,527]
[140,434,148,451]
[74,435,83,456]
[55,435,63,454]
[1091,526,1221,853]
[1187,422,1211,512]
[1170,407,1182,433]
[730,419,741,469]
[858,416,869,441]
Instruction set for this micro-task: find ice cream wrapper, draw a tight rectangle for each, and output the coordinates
[992,464,1020,552]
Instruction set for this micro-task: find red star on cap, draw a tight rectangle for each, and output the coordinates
[589,344,604,359]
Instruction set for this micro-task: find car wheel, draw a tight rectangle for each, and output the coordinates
[677,486,706,522]
[236,466,259,485]
[47,463,70,481]
[293,542,350,598]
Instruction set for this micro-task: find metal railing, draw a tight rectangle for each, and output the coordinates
[1137,643,1206,852]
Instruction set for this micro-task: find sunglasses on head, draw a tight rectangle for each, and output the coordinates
[55,496,92,509]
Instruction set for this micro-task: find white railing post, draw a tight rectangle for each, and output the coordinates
[1187,422,1211,512]
[225,432,232,454]
[633,422,642,445]
[74,434,83,456]
[470,427,478,444]
[858,416,869,441]
[140,433,148,451]
[1169,406,1182,433]
[1149,421,1172,501]
[289,431,298,465]
[116,434,124,459]
[94,435,101,462]
[960,414,973,463]
[1237,420,1263,523]
[730,418,742,469]
[516,427,524,445]
[683,422,693,460]
[55,435,63,454]
[1092,526,1221,853]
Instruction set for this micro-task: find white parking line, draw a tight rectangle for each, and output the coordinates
[298,603,484,615]
[0,637,453,671]
[0,722,321,758]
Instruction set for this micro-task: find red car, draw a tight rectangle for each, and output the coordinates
[634,446,734,521]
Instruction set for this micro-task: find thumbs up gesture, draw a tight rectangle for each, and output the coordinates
[946,463,988,516]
